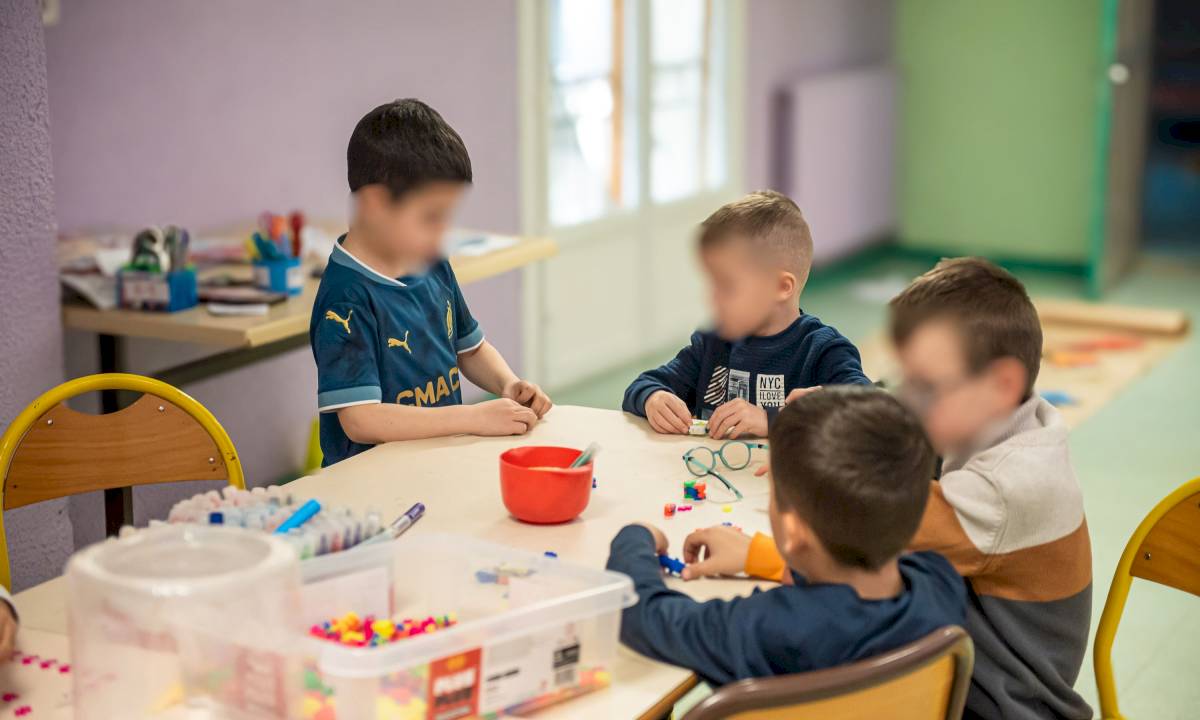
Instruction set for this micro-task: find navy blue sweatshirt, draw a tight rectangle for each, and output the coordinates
[622,314,870,421]
[606,526,967,686]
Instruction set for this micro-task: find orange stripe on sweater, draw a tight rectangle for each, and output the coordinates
[969,519,1092,602]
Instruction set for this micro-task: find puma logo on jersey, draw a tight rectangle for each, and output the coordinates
[324,309,352,335]
[445,300,453,339]
[387,331,412,354]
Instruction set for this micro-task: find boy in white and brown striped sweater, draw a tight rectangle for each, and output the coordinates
[682,258,1093,720]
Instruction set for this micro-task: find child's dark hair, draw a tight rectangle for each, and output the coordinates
[347,98,472,198]
[889,257,1042,398]
[769,386,934,570]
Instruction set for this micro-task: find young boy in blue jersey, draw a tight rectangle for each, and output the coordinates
[622,191,869,439]
[311,99,551,465]
[607,386,966,685]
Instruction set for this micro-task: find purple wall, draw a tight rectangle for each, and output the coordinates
[0,0,72,590]
[45,0,523,530]
[745,0,895,191]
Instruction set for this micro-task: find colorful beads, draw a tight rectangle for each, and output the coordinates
[311,611,458,648]
[663,503,676,517]
[683,479,706,501]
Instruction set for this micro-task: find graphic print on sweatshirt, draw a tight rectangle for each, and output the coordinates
[727,369,751,402]
[704,365,729,406]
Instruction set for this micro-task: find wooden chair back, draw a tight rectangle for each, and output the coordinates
[684,626,974,720]
[1094,476,1200,719]
[0,373,245,588]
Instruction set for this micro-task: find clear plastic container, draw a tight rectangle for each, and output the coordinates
[66,525,301,719]
[298,533,636,719]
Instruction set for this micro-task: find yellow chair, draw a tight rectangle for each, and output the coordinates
[0,373,245,589]
[683,626,974,720]
[1094,476,1200,719]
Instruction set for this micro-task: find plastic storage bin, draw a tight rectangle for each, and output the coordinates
[66,526,301,719]
[298,533,636,719]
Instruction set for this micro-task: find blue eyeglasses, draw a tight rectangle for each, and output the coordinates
[681,440,768,502]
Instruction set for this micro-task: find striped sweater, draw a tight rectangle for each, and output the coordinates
[745,396,1093,720]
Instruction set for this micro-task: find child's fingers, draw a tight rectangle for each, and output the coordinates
[682,529,709,563]
[533,395,552,417]
[681,557,723,580]
[754,462,770,477]
[513,406,538,429]
[514,382,536,404]
[666,397,692,430]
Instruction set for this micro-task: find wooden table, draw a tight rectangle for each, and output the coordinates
[61,232,557,533]
[13,406,773,719]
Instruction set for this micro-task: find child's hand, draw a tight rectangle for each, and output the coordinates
[0,602,16,661]
[785,386,822,404]
[680,525,752,580]
[644,391,692,434]
[502,379,553,418]
[634,523,669,554]
[707,398,767,439]
[471,398,539,436]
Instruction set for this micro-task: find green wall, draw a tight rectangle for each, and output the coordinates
[896,1,1104,264]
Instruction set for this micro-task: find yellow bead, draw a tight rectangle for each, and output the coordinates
[372,619,395,639]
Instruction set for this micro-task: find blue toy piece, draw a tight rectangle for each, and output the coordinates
[1040,389,1077,407]
[544,551,558,558]
[658,554,686,576]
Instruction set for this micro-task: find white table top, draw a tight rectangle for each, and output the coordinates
[14,405,774,719]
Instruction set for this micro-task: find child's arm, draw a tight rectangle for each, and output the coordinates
[458,341,552,417]
[621,332,705,428]
[606,524,807,684]
[680,526,791,584]
[0,586,16,661]
[813,335,872,386]
[337,400,537,444]
[907,473,995,576]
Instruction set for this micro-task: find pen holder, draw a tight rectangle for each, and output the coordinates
[254,257,303,296]
[116,267,198,312]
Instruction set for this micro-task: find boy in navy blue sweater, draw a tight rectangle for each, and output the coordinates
[607,386,966,685]
[623,191,868,439]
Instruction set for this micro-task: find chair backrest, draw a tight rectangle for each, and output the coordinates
[1094,476,1200,719]
[684,626,974,720]
[0,373,245,588]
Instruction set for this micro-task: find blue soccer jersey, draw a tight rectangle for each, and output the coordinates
[310,237,484,465]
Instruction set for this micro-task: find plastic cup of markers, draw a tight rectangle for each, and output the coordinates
[499,446,593,524]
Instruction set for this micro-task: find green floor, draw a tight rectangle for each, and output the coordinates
[555,249,1200,718]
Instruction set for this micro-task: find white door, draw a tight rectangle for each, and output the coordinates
[520,0,745,389]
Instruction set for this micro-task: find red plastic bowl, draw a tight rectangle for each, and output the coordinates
[499,446,593,524]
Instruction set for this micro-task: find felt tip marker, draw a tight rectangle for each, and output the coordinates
[361,502,425,546]
[273,499,321,534]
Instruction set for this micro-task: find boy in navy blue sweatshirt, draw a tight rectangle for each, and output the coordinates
[622,191,868,439]
[607,386,966,686]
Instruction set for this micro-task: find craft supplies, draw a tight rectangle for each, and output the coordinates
[683,478,707,501]
[274,499,322,534]
[688,419,708,436]
[677,504,693,512]
[664,503,676,517]
[302,533,630,719]
[569,442,600,468]
[659,555,686,576]
[67,526,300,719]
[1041,390,1078,407]
[310,611,457,647]
[358,502,425,547]
[166,485,382,558]
[722,505,732,513]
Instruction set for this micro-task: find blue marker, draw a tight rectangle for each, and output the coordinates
[273,499,321,534]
